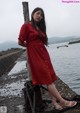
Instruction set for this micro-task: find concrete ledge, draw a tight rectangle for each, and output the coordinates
[0,50,24,76]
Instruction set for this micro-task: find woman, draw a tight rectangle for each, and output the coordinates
[18,7,77,110]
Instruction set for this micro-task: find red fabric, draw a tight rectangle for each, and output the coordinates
[18,22,57,85]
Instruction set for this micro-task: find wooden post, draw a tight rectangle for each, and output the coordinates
[22,2,32,80]
[22,2,29,23]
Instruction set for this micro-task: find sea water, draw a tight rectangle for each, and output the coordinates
[47,42,80,95]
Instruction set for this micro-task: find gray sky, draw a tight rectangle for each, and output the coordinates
[0,0,80,43]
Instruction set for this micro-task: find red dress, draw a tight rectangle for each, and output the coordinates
[18,22,57,85]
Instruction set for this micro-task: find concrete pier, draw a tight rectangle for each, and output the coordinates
[0,48,24,76]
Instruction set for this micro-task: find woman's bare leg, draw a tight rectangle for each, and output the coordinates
[47,83,77,107]
[47,83,65,102]
[48,90,63,110]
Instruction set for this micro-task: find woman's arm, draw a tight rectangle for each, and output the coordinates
[18,39,26,47]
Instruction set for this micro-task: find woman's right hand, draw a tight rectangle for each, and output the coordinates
[18,39,26,47]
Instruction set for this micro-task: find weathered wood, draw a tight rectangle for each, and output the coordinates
[22,2,29,23]
[22,2,32,80]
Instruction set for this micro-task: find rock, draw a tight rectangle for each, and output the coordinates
[0,106,7,113]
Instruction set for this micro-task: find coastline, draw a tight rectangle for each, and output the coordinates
[0,50,80,113]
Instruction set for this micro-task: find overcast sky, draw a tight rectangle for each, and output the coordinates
[0,0,80,43]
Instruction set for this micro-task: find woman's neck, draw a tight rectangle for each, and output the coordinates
[30,21,40,31]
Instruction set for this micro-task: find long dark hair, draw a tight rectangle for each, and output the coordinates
[31,7,48,45]
[31,7,46,33]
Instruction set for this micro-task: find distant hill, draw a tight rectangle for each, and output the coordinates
[48,36,80,44]
[0,41,20,51]
[0,36,80,51]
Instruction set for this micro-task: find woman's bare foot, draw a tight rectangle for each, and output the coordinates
[60,100,77,108]
[52,100,63,110]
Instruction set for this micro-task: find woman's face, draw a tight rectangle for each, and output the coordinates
[32,10,43,22]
